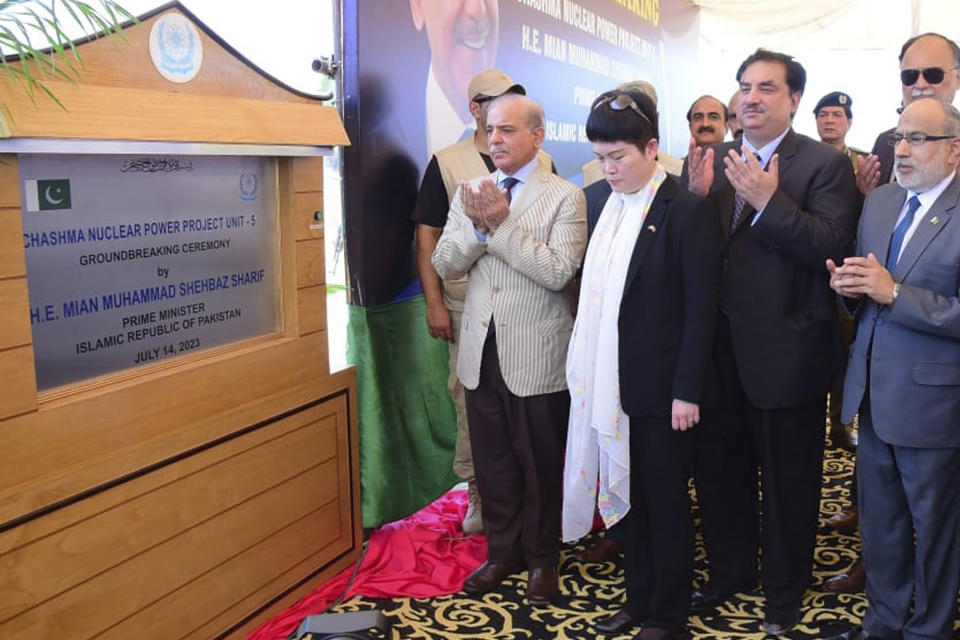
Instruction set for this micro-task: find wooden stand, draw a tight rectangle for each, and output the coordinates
[0,4,358,639]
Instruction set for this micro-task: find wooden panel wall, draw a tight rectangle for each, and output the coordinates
[0,155,37,420]
[291,157,328,346]
[0,393,357,640]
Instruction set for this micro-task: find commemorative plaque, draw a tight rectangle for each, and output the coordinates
[19,153,280,390]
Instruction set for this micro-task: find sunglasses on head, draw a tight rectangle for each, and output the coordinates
[591,92,653,126]
[900,66,957,86]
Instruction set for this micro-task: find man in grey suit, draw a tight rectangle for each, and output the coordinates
[826,97,960,640]
[432,94,586,605]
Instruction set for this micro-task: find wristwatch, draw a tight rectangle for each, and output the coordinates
[890,282,901,305]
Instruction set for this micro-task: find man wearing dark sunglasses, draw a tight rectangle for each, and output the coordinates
[683,48,858,635]
[858,33,960,197]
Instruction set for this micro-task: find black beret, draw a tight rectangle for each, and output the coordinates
[813,91,852,118]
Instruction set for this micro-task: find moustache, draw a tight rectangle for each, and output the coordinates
[455,16,492,43]
[490,146,507,154]
[697,126,715,134]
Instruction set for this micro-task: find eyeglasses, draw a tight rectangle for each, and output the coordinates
[591,92,653,127]
[900,66,958,86]
[887,131,957,146]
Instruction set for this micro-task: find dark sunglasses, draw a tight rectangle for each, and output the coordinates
[900,66,957,86]
[591,92,653,126]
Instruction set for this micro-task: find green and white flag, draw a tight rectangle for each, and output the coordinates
[25,179,72,211]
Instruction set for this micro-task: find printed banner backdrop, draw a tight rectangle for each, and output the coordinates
[19,154,279,390]
[340,1,700,526]
[342,0,700,306]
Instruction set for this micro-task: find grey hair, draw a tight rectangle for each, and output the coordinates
[488,93,545,132]
[942,101,960,137]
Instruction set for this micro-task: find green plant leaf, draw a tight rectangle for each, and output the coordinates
[0,0,137,133]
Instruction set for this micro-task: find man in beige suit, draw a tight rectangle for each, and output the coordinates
[412,70,553,536]
[432,94,586,605]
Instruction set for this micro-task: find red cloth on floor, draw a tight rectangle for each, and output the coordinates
[245,489,487,640]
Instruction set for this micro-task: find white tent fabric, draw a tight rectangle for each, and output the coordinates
[693,0,858,38]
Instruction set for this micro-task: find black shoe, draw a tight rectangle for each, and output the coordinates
[761,604,800,636]
[822,627,884,640]
[690,580,756,613]
[635,626,685,640]
[595,609,641,635]
[829,422,858,452]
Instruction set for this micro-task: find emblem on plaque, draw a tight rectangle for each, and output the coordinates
[149,13,203,83]
[240,173,259,201]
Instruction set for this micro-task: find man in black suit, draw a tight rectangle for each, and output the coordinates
[683,48,858,634]
[857,33,960,197]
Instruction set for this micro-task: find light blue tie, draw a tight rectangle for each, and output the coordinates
[885,195,921,272]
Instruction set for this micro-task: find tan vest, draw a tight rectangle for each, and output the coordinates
[434,137,553,310]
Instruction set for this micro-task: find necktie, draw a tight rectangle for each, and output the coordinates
[500,176,519,204]
[722,153,764,312]
[730,153,763,231]
[885,195,921,272]
[730,193,748,231]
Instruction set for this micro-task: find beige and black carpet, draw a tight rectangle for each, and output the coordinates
[324,436,959,639]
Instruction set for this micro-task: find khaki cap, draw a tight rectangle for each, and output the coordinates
[467,69,525,102]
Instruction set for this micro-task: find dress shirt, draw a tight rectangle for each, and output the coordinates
[892,171,956,265]
[473,154,541,242]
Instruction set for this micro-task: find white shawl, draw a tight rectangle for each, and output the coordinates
[562,167,666,542]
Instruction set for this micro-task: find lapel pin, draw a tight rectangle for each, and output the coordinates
[647,224,657,233]
[930,216,941,226]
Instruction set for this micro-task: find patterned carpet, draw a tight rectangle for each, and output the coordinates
[325,434,959,639]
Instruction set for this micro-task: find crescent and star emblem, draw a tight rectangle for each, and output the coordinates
[44,186,64,205]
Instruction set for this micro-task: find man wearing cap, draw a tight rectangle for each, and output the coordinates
[433,93,585,604]
[582,81,683,186]
[814,90,866,454]
[687,94,729,148]
[815,91,868,174]
[811,90,869,595]
[412,70,553,536]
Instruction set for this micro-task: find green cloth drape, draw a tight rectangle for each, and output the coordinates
[347,296,459,528]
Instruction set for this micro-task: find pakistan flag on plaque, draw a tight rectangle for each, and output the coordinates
[25,179,72,211]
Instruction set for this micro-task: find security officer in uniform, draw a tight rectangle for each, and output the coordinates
[814,90,865,452]
[815,91,868,175]
[813,90,867,593]
[412,69,553,535]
